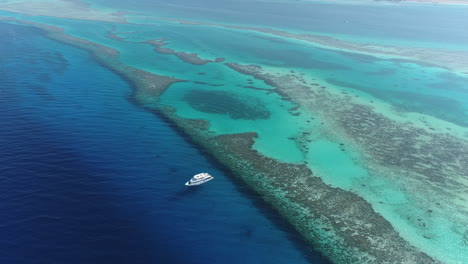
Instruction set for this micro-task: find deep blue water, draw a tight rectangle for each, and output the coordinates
[0,22,328,263]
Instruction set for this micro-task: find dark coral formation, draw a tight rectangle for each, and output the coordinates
[38,25,185,101]
[325,78,468,127]
[144,39,225,65]
[225,62,468,203]
[193,81,224,87]
[183,90,271,120]
[142,16,468,72]
[205,133,437,264]
[107,25,124,41]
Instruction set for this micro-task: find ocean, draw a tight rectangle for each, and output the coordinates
[1,0,468,263]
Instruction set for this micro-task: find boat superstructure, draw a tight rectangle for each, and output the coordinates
[185,173,214,186]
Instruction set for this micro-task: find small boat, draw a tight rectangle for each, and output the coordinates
[185,172,214,186]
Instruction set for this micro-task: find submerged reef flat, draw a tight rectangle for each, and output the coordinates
[134,16,468,74]
[144,39,225,65]
[226,62,468,264]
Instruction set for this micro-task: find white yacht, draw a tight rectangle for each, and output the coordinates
[185,173,214,186]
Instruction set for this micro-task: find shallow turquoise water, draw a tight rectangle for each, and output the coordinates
[15,12,468,130]
[31,13,468,128]
[160,82,309,163]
